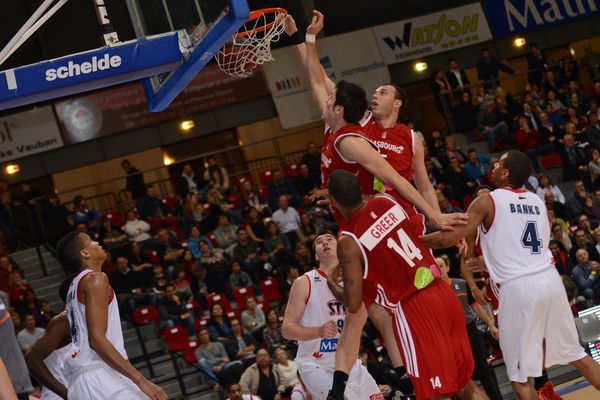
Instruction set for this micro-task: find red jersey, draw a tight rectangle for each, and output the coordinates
[341,195,438,305]
[320,124,376,195]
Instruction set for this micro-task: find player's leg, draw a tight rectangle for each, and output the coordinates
[457,380,490,400]
[510,380,537,400]
[570,356,600,390]
[298,366,332,400]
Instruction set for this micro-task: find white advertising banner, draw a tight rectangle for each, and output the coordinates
[0,106,63,162]
[373,3,493,65]
[263,28,390,129]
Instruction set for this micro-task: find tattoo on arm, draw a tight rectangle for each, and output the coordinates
[342,278,354,286]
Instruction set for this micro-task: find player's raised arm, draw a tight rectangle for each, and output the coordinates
[420,195,491,248]
[284,14,335,94]
[282,275,336,341]
[82,272,167,400]
[337,135,467,230]
[25,312,69,399]
[305,11,331,114]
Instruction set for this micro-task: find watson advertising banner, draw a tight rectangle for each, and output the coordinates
[54,65,269,144]
[373,3,493,65]
[483,0,600,38]
[0,106,63,163]
[263,29,390,129]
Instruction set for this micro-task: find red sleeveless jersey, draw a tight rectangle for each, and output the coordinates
[320,124,376,195]
[341,195,438,306]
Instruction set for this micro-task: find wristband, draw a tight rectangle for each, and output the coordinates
[305,33,316,44]
[289,31,303,45]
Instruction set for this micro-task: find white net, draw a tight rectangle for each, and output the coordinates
[215,9,286,78]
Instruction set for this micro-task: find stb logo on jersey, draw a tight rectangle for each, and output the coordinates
[327,300,345,316]
[319,338,338,352]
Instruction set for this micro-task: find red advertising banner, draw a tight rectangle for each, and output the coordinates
[54,65,268,144]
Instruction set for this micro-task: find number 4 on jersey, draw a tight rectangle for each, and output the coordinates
[387,229,423,267]
[521,221,542,254]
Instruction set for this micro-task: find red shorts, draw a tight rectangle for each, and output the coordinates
[392,280,474,399]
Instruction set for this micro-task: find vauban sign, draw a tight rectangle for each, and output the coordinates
[483,0,600,38]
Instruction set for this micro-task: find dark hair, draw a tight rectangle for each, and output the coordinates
[502,151,532,188]
[120,159,131,166]
[265,221,280,237]
[72,195,84,209]
[530,42,539,49]
[335,80,368,124]
[448,58,457,64]
[56,232,85,273]
[328,169,362,209]
[389,83,407,113]
[59,274,76,303]
[467,148,477,154]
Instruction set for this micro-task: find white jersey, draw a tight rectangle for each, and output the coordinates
[40,345,71,400]
[295,269,345,371]
[64,269,127,380]
[478,188,553,284]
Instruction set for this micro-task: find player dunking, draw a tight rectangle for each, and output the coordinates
[421,150,600,399]
[326,170,487,400]
[56,232,167,400]
[282,233,382,400]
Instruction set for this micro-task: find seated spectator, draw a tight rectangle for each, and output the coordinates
[203,157,233,196]
[515,116,544,172]
[122,209,157,251]
[246,207,267,243]
[226,383,259,400]
[279,266,300,303]
[426,129,445,158]
[263,310,287,355]
[569,229,600,264]
[158,283,195,336]
[240,180,271,217]
[195,327,244,389]
[214,215,239,254]
[451,91,478,133]
[0,255,20,294]
[241,297,266,341]
[239,349,285,399]
[425,158,444,189]
[294,243,315,273]
[263,222,294,270]
[155,229,184,270]
[551,222,572,251]
[271,196,300,247]
[584,195,600,221]
[173,266,194,301]
[255,249,278,282]
[464,149,490,182]
[549,240,574,276]
[477,99,511,152]
[561,132,590,182]
[571,249,600,305]
[149,265,169,294]
[208,303,232,342]
[128,242,153,274]
[537,173,566,204]
[538,111,563,146]
[71,195,100,227]
[207,188,243,225]
[182,193,211,233]
[177,163,208,199]
[199,241,230,294]
[544,192,568,221]
[267,170,301,211]
[6,271,32,309]
[188,225,212,259]
[136,185,179,231]
[566,106,586,133]
[545,72,565,105]
[293,164,320,198]
[436,189,463,214]
[589,148,600,189]
[438,137,466,167]
[300,141,321,182]
[566,180,590,222]
[233,228,259,268]
[110,256,158,318]
[443,158,475,207]
[224,318,259,364]
[494,96,516,127]
[274,348,299,397]
[17,314,44,352]
[296,214,318,248]
[15,290,50,328]
[99,218,129,258]
[229,261,254,290]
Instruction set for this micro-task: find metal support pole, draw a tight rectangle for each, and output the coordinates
[92,0,120,46]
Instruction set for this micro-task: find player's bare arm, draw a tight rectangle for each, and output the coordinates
[471,303,499,340]
[25,312,70,399]
[420,195,492,249]
[412,137,441,213]
[282,275,337,341]
[335,236,367,374]
[284,13,335,94]
[305,10,330,113]
[0,359,18,400]
[460,246,491,306]
[337,135,468,231]
[81,272,167,400]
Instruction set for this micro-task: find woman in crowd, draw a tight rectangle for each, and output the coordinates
[241,297,266,342]
[263,309,293,356]
[208,302,232,342]
[293,243,314,273]
[245,207,267,243]
[71,195,100,226]
[187,225,212,259]
[99,218,129,258]
[240,180,271,217]
[296,213,318,248]
[274,348,299,398]
[536,173,566,204]
[263,221,293,269]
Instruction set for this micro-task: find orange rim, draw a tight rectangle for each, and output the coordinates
[234,7,287,37]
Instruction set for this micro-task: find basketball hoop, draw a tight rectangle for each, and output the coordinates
[215,7,287,78]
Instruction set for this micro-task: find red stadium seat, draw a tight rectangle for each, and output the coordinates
[132,305,160,326]
[227,193,242,208]
[259,278,281,303]
[104,210,125,227]
[233,286,256,308]
[285,162,300,177]
[257,300,270,314]
[163,325,188,352]
[540,153,562,169]
[193,316,210,333]
[259,169,274,185]
[207,293,232,312]
[226,309,241,321]
[183,339,200,364]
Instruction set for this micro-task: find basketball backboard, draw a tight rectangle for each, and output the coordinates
[0,0,249,112]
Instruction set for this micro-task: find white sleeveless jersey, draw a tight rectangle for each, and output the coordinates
[478,188,553,284]
[40,345,71,400]
[63,269,127,379]
[295,269,345,371]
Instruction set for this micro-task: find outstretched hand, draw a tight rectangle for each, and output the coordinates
[138,379,168,400]
[307,10,324,36]
[430,212,469,231]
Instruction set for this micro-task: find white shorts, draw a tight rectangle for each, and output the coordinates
[297,360,382,400]
[67,364,150,400]
[498,268,587,383]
